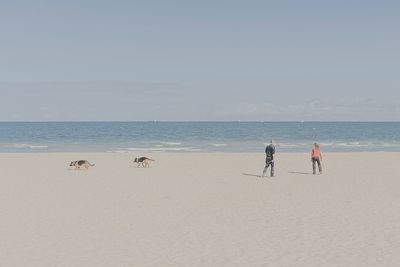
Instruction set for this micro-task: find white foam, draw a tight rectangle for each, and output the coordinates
[186,148,202,152]
[159,142,182,146]
[10,144,49,149]
[279,143,301,148]
[319,143,334,147]
[336,142,369,147]
[263,143,306,148]
[211,143,227,147]
[380,143,400,147]
[126,147,194,152]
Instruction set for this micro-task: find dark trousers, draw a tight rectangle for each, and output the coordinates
[263,160,274,177]
[312,157,322,174]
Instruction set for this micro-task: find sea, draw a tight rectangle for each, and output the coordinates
[0,122,399,153]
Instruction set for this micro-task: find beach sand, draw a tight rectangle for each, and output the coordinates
[1,152,399,266]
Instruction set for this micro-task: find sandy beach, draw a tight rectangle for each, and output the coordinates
[1,152,399,266]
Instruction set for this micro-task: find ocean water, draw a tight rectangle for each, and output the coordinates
[0,122,399,153]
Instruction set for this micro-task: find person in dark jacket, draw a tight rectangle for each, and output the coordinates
[262,140,276,177]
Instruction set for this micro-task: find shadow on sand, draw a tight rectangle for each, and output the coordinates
[288,171,313,175]
[242,173,262,178]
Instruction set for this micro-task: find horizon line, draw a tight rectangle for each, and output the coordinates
[0,120,400,123]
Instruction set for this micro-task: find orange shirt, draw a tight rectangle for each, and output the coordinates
[311,148,322,159]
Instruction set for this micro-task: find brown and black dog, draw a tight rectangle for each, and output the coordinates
[69,160,95,170]
[134,157,154,168]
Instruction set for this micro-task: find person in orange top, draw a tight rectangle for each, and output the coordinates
[311,143,323,175]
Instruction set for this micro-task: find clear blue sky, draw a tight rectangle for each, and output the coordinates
[0,0,399,121]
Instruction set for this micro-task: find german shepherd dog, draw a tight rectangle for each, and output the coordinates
[69,160,95,170]
[134,157,154,168]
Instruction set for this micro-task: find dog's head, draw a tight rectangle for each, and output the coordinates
[69,161,75,166]
[133,157,138,163]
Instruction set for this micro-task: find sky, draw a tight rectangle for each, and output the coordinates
[0,0,399,121]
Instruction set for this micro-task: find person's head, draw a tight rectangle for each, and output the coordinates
[314,143,319,149]
[270,139,274,145]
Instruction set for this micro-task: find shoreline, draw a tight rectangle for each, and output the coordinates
[0,150,398,155]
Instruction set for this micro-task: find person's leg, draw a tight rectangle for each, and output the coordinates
[312,158,316,174]
[270,161,275,176]
[317,157,322,173]
[262,162,270,177]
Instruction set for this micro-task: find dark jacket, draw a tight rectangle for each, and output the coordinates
[265,144,275,161]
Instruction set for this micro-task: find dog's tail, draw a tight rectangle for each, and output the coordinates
[89,163,95,166]
[147,158,155,161]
